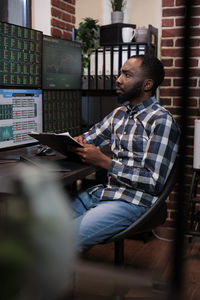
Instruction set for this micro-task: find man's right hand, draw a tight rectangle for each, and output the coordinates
[74,135,89,146]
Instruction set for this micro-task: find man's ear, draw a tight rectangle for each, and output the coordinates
[143,79,154,92]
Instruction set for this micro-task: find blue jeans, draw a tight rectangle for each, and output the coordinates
[72,185,148,252]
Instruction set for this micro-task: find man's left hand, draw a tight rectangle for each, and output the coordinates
[74,144,112,170]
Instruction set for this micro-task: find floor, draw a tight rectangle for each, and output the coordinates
[71,230,200,300]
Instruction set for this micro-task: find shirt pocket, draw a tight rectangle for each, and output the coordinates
[129,136,149,160]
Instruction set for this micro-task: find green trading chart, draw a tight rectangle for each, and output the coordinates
[0,21,42,88]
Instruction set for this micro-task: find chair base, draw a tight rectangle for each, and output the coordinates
[114,232,154,266]
[114,240,124,266]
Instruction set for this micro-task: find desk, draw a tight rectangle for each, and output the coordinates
[0,145,97,195]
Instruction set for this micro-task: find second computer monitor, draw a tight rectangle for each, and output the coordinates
[0,89,42,150]
[42,35,82,90]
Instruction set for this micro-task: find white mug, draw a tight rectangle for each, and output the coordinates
[122,27,136,43]
[135,26,148,43]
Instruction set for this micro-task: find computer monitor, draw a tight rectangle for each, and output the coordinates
[0,89,42,150]
[0,21,42,88]
[42,35,82,89]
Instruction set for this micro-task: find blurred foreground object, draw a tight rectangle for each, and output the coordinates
[0,163,77,300]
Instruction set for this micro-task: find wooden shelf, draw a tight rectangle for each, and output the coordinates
[82,25,158,91]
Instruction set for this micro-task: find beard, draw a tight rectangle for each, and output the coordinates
[116,81,143,104]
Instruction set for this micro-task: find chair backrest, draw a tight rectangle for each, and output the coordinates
[107,157,179,242]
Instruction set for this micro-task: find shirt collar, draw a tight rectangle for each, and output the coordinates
[126,97,157,114]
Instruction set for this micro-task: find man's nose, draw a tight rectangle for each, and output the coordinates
[116,74,122,84]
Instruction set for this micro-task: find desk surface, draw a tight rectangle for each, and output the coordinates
[0,145,97,194]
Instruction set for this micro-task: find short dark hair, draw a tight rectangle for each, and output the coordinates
[130,54,165,95]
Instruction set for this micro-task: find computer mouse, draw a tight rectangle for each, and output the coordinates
[43,147,55,156]
[36,146,55,156]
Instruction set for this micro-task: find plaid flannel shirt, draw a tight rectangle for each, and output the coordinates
[83,97,180,207]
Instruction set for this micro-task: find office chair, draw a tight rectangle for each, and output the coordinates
[104,157,179,266]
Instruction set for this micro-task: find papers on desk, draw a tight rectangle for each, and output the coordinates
[29,131,83,157]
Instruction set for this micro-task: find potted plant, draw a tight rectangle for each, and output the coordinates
[110,0,126,23]
[76,17,100,74]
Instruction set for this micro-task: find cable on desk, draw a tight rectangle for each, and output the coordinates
[0,158,20,163]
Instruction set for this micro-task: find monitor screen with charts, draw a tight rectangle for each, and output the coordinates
[0,21,42,88]
[42,35,82,89]
[0,89,42,150]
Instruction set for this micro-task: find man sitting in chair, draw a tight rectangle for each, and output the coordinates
[71,54,180,252]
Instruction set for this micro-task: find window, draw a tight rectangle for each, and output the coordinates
[0,0,31,28]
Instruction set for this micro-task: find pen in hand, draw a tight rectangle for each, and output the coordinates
[87,139,93,144]
[73,136,93,146]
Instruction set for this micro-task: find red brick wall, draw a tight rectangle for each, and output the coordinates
[160,0,200,227]
[51,0,76,40]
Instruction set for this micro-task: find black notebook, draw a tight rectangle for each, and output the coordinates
[29,131,83,157]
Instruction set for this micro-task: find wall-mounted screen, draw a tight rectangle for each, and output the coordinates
[0,89,42,150]
[42,35,82,90]
[0,21,42,88]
